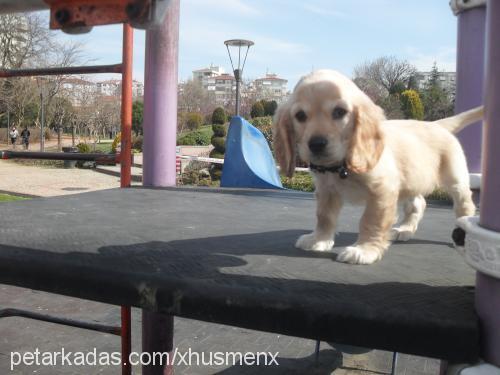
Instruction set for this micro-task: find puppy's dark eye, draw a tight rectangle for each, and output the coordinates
[295,110,307,122]
[332,107,347,120]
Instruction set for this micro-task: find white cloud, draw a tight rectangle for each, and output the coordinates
[178,15,310,83]
[303,3,347,18]
[404,46,457,72]
[253,36,310,56]
[182,0,259,17]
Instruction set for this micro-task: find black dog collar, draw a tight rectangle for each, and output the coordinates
[309,161,349,179]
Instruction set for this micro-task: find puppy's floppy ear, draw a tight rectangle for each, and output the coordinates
[346,99,385,174]
[273,102,296,177]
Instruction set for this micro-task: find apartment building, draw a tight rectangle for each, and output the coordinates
[96,79,144,99]
[415,71,456,97]
[59,77,145,107]
[190,65,289,105]
[252,73,288,103]
[212,74,236,105]
[193,64,225,89]
[61,77,96,106]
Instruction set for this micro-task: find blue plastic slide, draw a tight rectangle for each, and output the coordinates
[221,116,283,189]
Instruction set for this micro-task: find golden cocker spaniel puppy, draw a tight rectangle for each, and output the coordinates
[274,69,482,264]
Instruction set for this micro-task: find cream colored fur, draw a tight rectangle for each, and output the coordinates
[274,69,481,265]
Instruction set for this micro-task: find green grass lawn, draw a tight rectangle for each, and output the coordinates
[0,193,28,202]
[177,125,213,146]
[92,143,113,153]
[197,125,214,137]
[178,125,213,137]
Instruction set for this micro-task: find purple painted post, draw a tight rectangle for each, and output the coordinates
[141,1,179,374]
[454,4,486,174]
[142,312,174,375]
[142,0,180,187]
[477,0,500,366]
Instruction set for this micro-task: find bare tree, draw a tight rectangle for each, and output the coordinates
[0,14,47,129]
[239,77,258,118]
[35,41,85,131]
[71,82,99,142]
[178,79,215,114]
[0,13,85,143]
[0,14,51,69]
[91,96,120,145]
[354,56,416,96]
[352,76,386,103]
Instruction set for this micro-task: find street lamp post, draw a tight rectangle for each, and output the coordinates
[7,110,10,144]
[224,39,254,116]
[40,90,45,151]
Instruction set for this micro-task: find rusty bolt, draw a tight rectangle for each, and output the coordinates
[55,9,71,25]
[126,2,142,20]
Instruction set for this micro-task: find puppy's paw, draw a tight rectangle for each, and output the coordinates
[337,246,382,265]
[390,227,414,242]
[295,233,334,252]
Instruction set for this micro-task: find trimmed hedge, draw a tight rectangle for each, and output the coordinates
[281,172,314,192]
[186,112,204,130]
[209,149,224,160]
[250,116,273,150]
[77,142,91,153]
[211,136,226,153]
[212,124,226,137]
[401,89,424,120]
[210,121,227,180]
[250,102,265,118]
[112,133,121,153]
[177,130,212,146]
[132,135,143,151]
[212,107,227,125]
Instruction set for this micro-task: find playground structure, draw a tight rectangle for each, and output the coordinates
[0,150,124,165]
[0,9,136,374]
[221,116,283,189]
[0,1,499,375]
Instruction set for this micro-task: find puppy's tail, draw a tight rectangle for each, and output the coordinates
[435,106,484,134]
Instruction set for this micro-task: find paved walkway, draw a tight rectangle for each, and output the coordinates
[0,160,123,197]
[0,160,441,374]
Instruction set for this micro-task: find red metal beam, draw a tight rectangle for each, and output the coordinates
[0,308,121,335]
[46,0,152,30]
[120,23,134,375]
[0,150,121,164]
[0,7,136,375]
[0,64,122,78]
[121,306,132,375]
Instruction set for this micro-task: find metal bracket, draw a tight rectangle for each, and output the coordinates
[44,0,171,33]
[456,216,500,278]
[470,173,481,190]
[450,0,487,16]
[445,362,500,374]
[130,0,172,29]
[46,0,152,32]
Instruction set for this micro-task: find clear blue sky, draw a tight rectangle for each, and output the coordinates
[54,0,458,89]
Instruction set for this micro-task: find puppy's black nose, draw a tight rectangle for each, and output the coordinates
[308,136,328,154]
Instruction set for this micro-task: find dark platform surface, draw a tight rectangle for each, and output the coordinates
[0,187,478,361]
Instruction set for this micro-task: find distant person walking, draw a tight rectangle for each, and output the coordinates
[9,126,18,149]
[21,127,31,150]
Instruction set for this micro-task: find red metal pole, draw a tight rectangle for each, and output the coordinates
[121,306,132,375]
[120,23,134,375]
[121,23,133,188]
